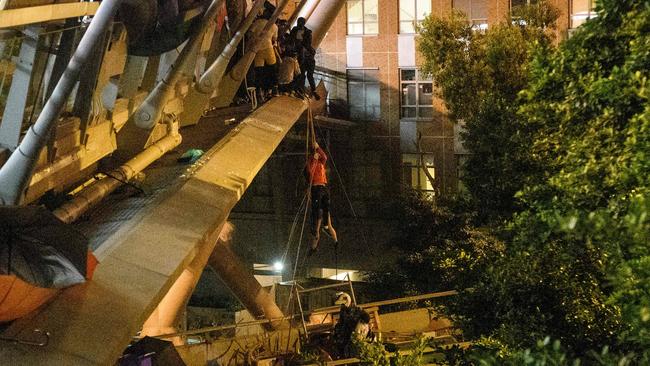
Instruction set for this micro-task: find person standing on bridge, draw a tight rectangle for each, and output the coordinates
[249,7,279,101]
[306,141,338,254]
[290,17,320,100]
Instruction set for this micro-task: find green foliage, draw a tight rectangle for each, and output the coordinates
[514,0,650,358]
[418,3,558,223]
[448,0,650,356]
[463,337,644,366]
[365,191,504,303]
[384,0,650,362]
[354,337,428,366]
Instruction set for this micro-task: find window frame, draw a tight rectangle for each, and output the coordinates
[570,0,596,29]
[453,0,488,31]
[400,68,434,120]
[347,68,381,122]
[402,152,436,193]
[347,0,379,35]
[399,0,431,34]
[510,0,538,7]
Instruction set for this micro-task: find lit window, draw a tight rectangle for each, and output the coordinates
[399,0,431,34]
[453,0,488,31]
[571,0,596,28]
[400,69,434,119]
[347,0,379,35]
[348,69,380,121]
[402,153,436,193]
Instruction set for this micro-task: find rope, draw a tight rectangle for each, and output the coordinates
[335,241,338,279]
[313,121,370,248]
[279,189,308,266]
[281,103,316,318]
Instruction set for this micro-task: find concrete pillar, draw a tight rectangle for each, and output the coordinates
[305,0,346,47]
[208,224,287,330]
[141,221,227,343]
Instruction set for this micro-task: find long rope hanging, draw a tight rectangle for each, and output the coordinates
[281,104,317,317]
[313,121,370,249]
[307,108,346,279]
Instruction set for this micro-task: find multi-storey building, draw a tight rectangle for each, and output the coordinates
[315,0,595,196]
[229,0,598,271]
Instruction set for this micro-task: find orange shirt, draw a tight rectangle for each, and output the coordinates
[306,147,328,185]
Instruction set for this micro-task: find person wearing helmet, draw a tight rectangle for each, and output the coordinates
[331,292,373,358]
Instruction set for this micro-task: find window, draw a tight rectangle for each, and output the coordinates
[400,69,433,119]
[571,0,596,28]
[402,153,436,192]
[347,0,379,35]
[510,0,538,7]
[399,0,431,34]
[453,0,488,31]
[348,69,380,121]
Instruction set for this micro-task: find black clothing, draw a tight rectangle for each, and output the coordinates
[289,25,314,59]
[301,59,316,92]
[290,25,317,92]
[310,185,330,234]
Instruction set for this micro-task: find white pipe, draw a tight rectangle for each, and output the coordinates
[53,119,181,223]
[296,0,321,25]
[228,0,290,83]
[133,0,226,129]
[0,0,123,205]
[287,0,309,28]
[196,0,265,93]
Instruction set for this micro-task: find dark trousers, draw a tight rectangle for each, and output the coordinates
[255,64,278,93]
[299,59,316,92]
[279,79,299,94]
[310,185,330,234]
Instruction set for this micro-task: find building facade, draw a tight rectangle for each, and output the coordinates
[316,0,594,196]
[229,0,597,270]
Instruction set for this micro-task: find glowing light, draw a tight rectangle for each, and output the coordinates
[273,261,284,272]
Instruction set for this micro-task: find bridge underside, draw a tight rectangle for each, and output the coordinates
[0,0,349,363]
[0,97,307,365]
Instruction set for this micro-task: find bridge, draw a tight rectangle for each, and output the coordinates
[0,1,462,364]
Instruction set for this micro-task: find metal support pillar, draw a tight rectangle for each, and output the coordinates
[132,0,225,129]
[288,0,309,27]
[177,0,265,126]
[213,0,290,108]
[0,27,41,150]
[306,0,347,47]
[208,231,287,331]
[72,27,109,127]
[141,222,227,343]
[295,0,320,24]
[0,0,123,205]
[45,19,78,99]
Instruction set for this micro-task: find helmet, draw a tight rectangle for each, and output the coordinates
[334,292,352,307]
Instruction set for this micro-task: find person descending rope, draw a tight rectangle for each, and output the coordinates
[305,140,338,255]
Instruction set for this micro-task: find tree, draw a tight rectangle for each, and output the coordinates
[365,191,505,324]
[515,0,650,359]
[418,3,559,223]
[381,0,650,360]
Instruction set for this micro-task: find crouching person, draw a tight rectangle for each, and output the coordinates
[278,49,301,96]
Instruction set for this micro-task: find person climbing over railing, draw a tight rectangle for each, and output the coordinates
[305,141,338,255]
[290,17,320,100]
